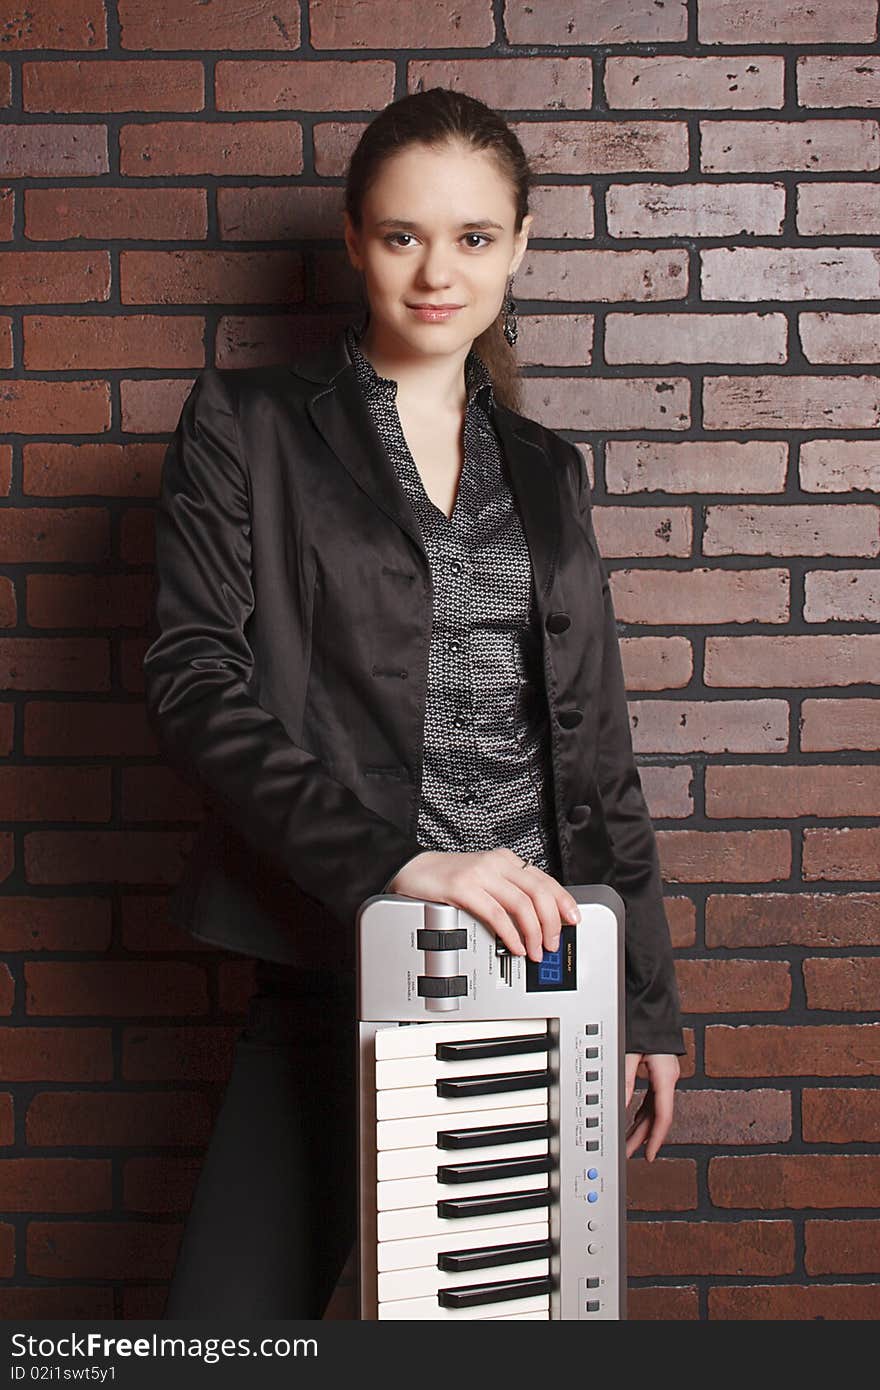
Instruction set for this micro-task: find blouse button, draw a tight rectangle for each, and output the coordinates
[546,612,571,633]
[449,559,463,575]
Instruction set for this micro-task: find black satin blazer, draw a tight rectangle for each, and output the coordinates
[143,326,685,1056]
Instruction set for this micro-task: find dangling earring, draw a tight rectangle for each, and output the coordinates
[502,276,518,348]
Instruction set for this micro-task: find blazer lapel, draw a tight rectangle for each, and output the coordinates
[297,326,561,606]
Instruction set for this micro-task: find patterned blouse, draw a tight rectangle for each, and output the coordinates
[344,320,563,886]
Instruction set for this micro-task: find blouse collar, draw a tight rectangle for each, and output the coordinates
[344,321,495,411]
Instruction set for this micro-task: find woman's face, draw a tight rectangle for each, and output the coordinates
[344,140,532,357]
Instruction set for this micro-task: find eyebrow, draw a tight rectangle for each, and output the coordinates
[373,218,505,231]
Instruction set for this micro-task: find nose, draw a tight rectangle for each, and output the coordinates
[414,244,455,288]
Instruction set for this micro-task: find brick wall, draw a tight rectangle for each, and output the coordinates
[1,0,878,1322]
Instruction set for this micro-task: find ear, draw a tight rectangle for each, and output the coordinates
[509,212,533,277]
[343,211,363,271]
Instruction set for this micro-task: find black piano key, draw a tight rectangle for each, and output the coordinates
[437,1187,552,1219]
[438,1238,553,1273]
[435,1033,550,1061]
[438,1273,554,1309]
[436,1068,552,1099]
[437,1154,554,1184]
[437,1120,553,1150]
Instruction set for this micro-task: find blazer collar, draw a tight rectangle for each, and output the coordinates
[295,325,560,603]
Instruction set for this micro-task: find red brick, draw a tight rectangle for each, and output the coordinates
[1,3,107,50]
[803,826,880,881]
[806,568,880,621]
[797,55,880,108]
[0,1027,111,1081]
[656,829,791,884]
[120,121,303,177]
[701,120,878,173]
[0,380,110,434]
[591,507,691,559]
[613,569,788,624]
[0,251,110,305]
[706,636,880,688]
[0,639,109,692]
[23,59,204,111]
[802,1088,880,1143]
[798,183,880,236]
[708,764,880,819]
[25,701,158,757]
[26,1091,211,1147]
[117,0,301,50]
[28,573,154,629]
[26,187,206,242]
[0,124,107,178]
[121,250,304,306]
[626,1158,697,1211]
[700,0,877,44]
[710,1154,880,1209]
[607,311,787,365]
[23,441,164,497]
[706,1024,880,1077]
[27,1221,180,1280]
[0,1159,110,1211]
[803,957,880,1011]
[629,1219,794,1276]
[801,313,880,367]
[25,962,209,1016]
[704,374,880,431]
[806,1219,880,1274]
[630,698,788,755]
[24,314,204,370]
[676,960,791,1013]
[707,892,880,949]
[606,55,783,109]
[310,0,493,48]
[0,766,109,821]
[709,1283,880,1320]
[667,1089,791,1145]
[217,58,393,111]
[801,699,880,751]
[24,830,195,886]
[707,504,879,556]
[506,0,686,44]
[607,181,785,239]
[407,57,592,110]
[627,1285,699,1319]
[121,765,202,822]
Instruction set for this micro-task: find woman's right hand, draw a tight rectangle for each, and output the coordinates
[385,847,581,962]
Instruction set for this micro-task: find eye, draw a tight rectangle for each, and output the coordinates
[383,232,416,247]
[462,233,493,248]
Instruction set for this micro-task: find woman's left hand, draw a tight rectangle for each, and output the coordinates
[624,1052,681,1161]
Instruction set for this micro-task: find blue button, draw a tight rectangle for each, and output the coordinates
[587,1168,598,1180]
[587,1191,598,1203]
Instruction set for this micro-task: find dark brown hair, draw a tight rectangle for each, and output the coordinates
[344,87,533,413]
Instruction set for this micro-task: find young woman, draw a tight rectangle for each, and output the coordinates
[145,88,685,1320]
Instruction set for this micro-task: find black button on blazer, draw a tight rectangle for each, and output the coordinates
[143,325,685,1056]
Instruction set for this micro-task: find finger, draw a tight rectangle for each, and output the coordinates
[644,1079,677,1162]
[462,886,528,957]
[624,1053,642,1109]
[625,1113,653,1159]
[489,877,548,962]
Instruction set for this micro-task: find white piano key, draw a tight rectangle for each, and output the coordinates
[378,1200,551,1243]
[377,1169,549,1211]
[377,1219,550,1273]
[376,1082,548,1122]
[376,1102,547,1151]
[374,1018,548,1060]
[377,1136,549,1180]
[378,1257,550,1302]
[378,1292,550,1320]
[482,1310,550,1320]
[376,1047,548,1090]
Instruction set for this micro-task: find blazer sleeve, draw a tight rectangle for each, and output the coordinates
[143,367,430,938]
[566,446,686,1057]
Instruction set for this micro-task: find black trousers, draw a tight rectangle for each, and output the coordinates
[163,960,358,1320]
